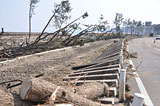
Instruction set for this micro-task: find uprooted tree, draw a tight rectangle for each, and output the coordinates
[93,14,110,40]
[29,0,91,47]
[32,0,72,45]
[0,0,91,58]
[0,0,115,59]
[96,14,109,33]
[28,0,40,45]
[114,13,124,33]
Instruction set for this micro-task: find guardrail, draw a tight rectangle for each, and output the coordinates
[63,39,126,105]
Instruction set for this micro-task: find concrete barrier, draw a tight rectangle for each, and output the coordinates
[132,93,145,106]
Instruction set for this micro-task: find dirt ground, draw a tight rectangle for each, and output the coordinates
[0,40,114,92]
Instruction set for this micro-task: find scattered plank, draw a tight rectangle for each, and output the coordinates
[6,73,45,89]
[0,79,22,84]
[72,59,119,71]
[74,64,120,73]
[63,73,119,81]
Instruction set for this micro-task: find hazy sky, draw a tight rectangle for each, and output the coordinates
[0,0,160,32]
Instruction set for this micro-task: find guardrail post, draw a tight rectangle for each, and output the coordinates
[119,69,126,102]
[119,51,123,66]
[122,40,124,50]
[123,63,127,70]
[132,93,145,106]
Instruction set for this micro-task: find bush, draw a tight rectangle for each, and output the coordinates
[53,41,64,49]
[95,33,125,41]
[72,39,84,46]
[83,38,95,43]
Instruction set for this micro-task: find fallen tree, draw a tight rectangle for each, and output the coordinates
[20,77,111,106]
[0,12,90,59]
[73,82,109,100]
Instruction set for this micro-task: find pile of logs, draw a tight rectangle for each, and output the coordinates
[0,77,112,106]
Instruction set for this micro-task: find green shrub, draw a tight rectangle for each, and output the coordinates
[53,41,64,49]
[72,39,84,46]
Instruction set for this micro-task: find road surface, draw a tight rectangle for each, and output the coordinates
[128,37,160,106]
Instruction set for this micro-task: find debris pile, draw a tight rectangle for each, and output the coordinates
[0,40,126,106]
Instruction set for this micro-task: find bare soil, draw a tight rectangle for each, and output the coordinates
[0,40,113,92]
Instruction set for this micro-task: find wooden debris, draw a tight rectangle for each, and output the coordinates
[6,73,44,89]
[20,77,111,106]
[73,82,110,100]
[0,79,22,84]
[48,86,61,104]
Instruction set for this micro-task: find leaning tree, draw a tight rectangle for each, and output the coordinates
[28,0,40,45]
[114,13,124,33]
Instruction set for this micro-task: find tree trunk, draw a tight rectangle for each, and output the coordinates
[74,82,109,100]
[28,2,32,45]
[0,28,4,35]
[20,77,110,106]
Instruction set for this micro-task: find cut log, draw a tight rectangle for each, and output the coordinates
[74,82,109,100]
[20,77,111,106]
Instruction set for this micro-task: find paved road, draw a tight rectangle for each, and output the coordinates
[128,37,160,106]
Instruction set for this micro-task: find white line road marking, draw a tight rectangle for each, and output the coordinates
[129,59,154,106]
[129,60,136,71]
[135,72,154,106]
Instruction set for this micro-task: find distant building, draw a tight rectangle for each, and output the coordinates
[145,21,152,26]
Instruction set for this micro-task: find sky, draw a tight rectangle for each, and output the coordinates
[0,0,160,32]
